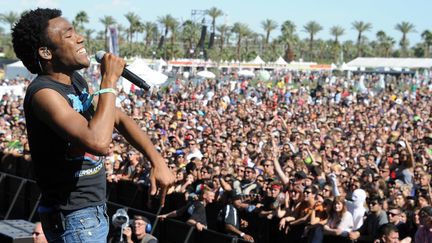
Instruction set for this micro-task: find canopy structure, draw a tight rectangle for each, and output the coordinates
[340,62,357,71]
[238,69,255,77]
[158,58,167,66]
[4,61,33,80]
[275,56,288,65]
[122,58,168,93]
[250,55,265,65]
[197,70,216,79]
[346,57,432,69]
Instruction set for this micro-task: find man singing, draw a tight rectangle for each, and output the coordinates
[12,8,174,242]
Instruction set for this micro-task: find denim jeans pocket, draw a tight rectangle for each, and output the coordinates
[62,207,108,243]
[78,216,100,229]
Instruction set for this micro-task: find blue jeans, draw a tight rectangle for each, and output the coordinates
[40,204,108,243]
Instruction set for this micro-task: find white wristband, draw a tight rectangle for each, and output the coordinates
[240,232,245,237]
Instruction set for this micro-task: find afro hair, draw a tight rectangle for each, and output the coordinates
[11,8,61,74]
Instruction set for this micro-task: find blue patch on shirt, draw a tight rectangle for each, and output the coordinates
[67,88,91,112]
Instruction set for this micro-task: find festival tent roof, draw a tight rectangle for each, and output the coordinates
[197,70,216,79]
[250,55,265,65]
[121,58,168,93]
[4,61,33,80]
[346,57,432,69]
[340,62,357,71]
[275,56,288,65]
[157,58,167,66]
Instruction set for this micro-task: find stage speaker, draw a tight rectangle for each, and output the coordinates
[0,220,34,243]
[198,25,207,50]
[208,32,215,48]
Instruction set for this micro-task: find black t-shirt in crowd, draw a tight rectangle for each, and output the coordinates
[176,201,207,226]
[24,72,106,211]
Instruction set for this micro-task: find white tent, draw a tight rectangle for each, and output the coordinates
[275,56,288,65]
[340,62,357,71]
[250,55,265,65]
[238,69,255,77]
[158,58,167,66]
[331,63,337,69]
[197,70,216,79]
[5,61,33,80]
[121,58,168,93]
[346,57,432,69]
[154,58,167,72]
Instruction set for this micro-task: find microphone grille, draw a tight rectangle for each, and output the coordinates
[95,51,106,63]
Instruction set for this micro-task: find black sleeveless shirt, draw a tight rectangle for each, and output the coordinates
[24,72,106,210]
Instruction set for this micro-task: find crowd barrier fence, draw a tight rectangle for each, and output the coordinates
[1,152,352,243]
[0,153,252,243]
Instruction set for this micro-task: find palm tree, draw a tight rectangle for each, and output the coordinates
[124,12,140,44]
[376,31,395,57]
[352,21,372,57]
[261,19,278,50]
[395,21,415,57]
[303,21,323,60]
[216,24,230,53]
[421,30,432,57]
[280,20,297,62]
[168,19,179,59]
[84,29,95,54]
[330,26,345,63]
[72,11,89,34]
[143,21,157,51]
[99,16,117,52]
[181,20,201,57]
[0,11,19,32]
[376,31,394,57]
[330,26,345,45]
[157,14,177,56]
[231,22,250,60]
[206,7,223,49]
[243,30,255,59]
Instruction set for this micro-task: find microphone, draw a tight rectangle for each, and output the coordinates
[95,51,150,91]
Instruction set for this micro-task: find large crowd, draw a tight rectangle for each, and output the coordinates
[1,69,432,243]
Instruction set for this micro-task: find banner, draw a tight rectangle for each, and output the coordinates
[107,25,119,56]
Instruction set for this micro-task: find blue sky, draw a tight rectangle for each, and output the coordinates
[1,0,430,46]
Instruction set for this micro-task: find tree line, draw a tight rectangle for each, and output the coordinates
[0,7,431,64]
